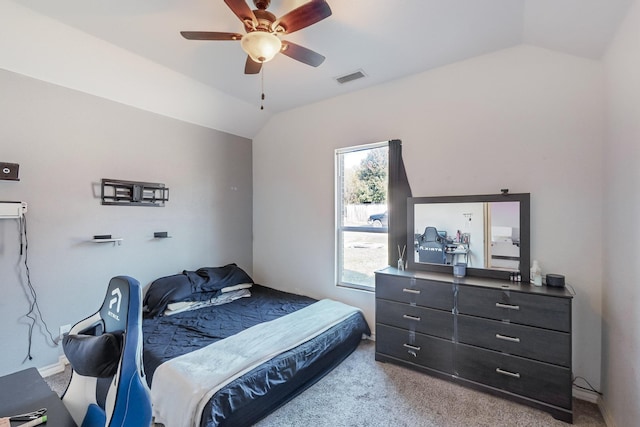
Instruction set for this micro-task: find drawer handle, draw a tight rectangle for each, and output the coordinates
[496,333,520,343]
[495,302,520,310]
[402,288,421,295]
[403,343,421,351]
[496,368,521,379]
[403,314,421,321]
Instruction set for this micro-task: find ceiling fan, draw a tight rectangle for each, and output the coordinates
[181,0,332,74]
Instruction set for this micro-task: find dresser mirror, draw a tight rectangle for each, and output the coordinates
[406,193,530,281]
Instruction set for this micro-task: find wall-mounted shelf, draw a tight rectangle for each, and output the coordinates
[101,179,169,207]
[91,237,123,246]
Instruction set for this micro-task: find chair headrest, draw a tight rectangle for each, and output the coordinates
[99,276,131,333]
[424,227,440,242]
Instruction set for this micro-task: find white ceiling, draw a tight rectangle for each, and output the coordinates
[13,0,634,118]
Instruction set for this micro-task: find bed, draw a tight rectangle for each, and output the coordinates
[141,264,370,427]
[490,226,521,270]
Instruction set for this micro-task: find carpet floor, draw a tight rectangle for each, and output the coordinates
[45,340,605,426]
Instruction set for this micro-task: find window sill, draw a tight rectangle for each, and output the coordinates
[336,282,375,293]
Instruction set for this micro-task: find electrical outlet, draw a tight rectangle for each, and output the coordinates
[59,324,71,341]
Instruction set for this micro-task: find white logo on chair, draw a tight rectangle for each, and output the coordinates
[108,287,122,321]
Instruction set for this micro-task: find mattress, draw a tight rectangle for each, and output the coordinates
[142,284,370,427]
[490,240,520,269]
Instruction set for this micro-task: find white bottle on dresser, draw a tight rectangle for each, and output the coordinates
[530,260,542,286]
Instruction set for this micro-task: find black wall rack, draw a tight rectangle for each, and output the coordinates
[101,179,169,207]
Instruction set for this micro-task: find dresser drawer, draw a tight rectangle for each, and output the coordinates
[376,274,453,311]
[457,314,571,367]
[375,324,453,374]
[456,343,572,409]
[376,299,453,340]
[457,285,571,332]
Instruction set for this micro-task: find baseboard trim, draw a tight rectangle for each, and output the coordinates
[38,355,68,378]
[598,397,616,427]
[572,385,599,403]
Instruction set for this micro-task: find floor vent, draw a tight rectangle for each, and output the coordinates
[335,70,367,84]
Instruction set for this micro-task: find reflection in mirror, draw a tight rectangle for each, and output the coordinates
[487,201,520,270]
[407,193,530,281]
[414,201,519,270]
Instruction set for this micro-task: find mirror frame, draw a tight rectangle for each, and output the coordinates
[407,193,530,281]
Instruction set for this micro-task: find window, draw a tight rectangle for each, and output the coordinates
[335,142,389,291]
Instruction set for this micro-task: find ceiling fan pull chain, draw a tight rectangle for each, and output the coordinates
[261,65,265,110]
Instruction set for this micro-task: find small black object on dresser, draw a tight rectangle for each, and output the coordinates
[375,267,574,423]
[546,273,566,288]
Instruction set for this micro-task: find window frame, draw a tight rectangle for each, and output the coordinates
[335,141,389,292]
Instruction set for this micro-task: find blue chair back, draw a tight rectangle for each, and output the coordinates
[62,276,152,427]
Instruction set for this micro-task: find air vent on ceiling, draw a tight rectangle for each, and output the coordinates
[335,69,367,84]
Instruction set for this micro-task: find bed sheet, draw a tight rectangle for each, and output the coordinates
[142,285,315,378]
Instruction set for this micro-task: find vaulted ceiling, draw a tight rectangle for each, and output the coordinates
[9,0,634,137]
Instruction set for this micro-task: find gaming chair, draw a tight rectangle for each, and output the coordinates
[61,276,152,427]
[418,226,447,264]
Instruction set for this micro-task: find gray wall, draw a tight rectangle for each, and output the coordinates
[0,69,253,376]
[602,0,640,425]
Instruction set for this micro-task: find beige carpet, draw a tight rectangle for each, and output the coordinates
[45,340,605,426]
[257,340,604,427]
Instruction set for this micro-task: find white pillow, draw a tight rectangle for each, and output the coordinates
[165,284,252,312]
[220,283,252,293]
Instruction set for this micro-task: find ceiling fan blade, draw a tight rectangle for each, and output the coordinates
[224,0,258,28]
[280,41,325,67]
[181,31,243,41]
[274,0,332,34]
[244,56,263,74]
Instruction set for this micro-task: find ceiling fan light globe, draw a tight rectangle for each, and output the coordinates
[241,31,282,63]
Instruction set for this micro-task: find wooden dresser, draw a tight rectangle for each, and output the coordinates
[375,267,574,423]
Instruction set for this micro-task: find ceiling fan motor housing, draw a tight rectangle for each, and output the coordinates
[253,0,271,10]
[248,9,279,32]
